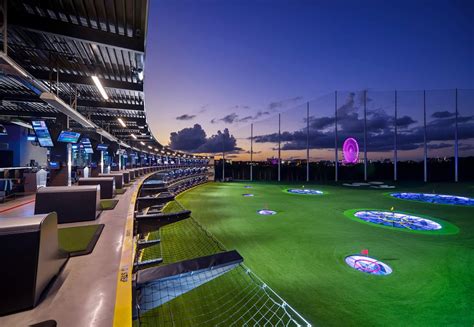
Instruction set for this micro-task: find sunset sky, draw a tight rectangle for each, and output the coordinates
[144,0,474,161]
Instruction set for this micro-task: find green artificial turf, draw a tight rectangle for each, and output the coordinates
[100,199,119,210]
[58,224,104,256]
[168,181,474,327]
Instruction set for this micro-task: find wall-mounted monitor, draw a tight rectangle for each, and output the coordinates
[96,144,109,151]
[80,138,94,154]
[31,120,54,147]
[57,131,81,143]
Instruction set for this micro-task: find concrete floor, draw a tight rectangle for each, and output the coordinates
[0,177,143,327]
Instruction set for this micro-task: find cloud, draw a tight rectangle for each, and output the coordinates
[196,128,240,153]
[230,105,251,110]
[176,114,196,121]
[221,113,239,124]
[396,116,417,128]
[432,111,454,119]
[169,124,240,153]
[211,110,271,125]
[267,96,304,111]
[169,124,206,151]
[428,142,453,150]
[198,104,210,113]
[253,92,474,153]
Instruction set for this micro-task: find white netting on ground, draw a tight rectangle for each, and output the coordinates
[136,200,311,327]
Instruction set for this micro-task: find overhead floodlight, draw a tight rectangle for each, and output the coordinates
[140,141,145,145]
[137,69,144,81]
[91,75,109,100]
[131,133,137,139]
[117,118,126,127]
[148,145,152,149]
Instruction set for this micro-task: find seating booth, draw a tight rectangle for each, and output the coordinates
[78,177,115,199]
[122,171,130,184]
[98,173,124,189]
[0,213,68,316]
[35,186,101,223]
[128,170,136,180]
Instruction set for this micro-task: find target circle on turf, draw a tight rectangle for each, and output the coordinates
[287,189,323,195]
[345,255,392,275]
[354,210,442,231]
[390,192,474,206]
[257,209,277,215]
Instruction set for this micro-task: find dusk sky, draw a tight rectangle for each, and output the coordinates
[144,0,473,161]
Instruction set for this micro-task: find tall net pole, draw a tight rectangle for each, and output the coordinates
[394,90,398,181]
[306,101,309,182]
[423,90,427,182]
[363,90,368,181]
[454,88,459,182]
[335,91,338,182]
[278,113,281,182]
[222,137,225,181]
[250,123,253,181]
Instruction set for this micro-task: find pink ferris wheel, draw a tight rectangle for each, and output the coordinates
[342,137,359,164]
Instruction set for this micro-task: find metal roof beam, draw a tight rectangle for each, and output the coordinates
[32,70,143,92]
[78,100,144,111]
[9,13,145,53]
[0,93,144,111]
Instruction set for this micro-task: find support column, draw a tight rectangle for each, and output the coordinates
[306,102,310,182]
[278,113,281,182]
[335,91,338,182]
[363,90,368,181]
[250,123,253,181]
[394,90,398,181]
[222,151,225,180]
[67,143,72,186]
[423,90,427,182]
[454,88,459,182]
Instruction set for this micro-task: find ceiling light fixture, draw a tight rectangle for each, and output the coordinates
[91,75,109,100]
[117,118,126,127]
[131,133,137,139]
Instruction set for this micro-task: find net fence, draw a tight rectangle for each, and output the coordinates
[136,200,311,327]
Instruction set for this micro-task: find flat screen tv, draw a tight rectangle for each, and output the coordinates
[96,143,109,151]
[80,138,94,154]
[57,131,81,143]
[31,120,54,147]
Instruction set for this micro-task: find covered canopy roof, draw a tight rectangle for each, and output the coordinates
[0,0,204,158]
